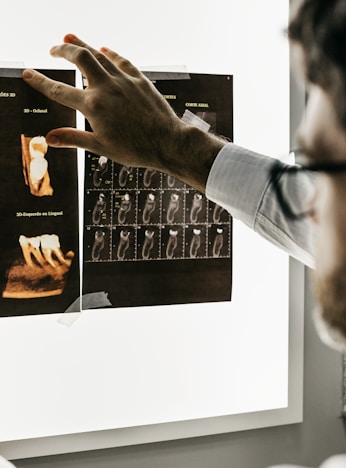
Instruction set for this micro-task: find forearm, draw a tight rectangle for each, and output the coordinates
[157,123,227,193]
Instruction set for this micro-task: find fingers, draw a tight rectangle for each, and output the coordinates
[45,128,102,154]
[64,34,141,79]
[63,33,123,77]
[22,69,83,110]
[49,42,110,86]
[100,46,143,78]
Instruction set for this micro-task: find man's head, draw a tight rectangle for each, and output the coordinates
[288,0,346,351]
[288,0,346,127]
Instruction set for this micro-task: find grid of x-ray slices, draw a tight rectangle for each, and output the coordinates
[84,155,231,262]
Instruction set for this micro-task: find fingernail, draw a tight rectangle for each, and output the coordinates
[64,34,78,43]
[100,47,109,53]
[47,134,60,146]
[22,69,34,80]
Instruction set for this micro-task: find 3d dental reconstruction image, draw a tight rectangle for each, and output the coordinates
[0,69,79,316]
[83,73,233,309]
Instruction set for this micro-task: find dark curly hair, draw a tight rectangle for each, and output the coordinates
[288,0,346,128]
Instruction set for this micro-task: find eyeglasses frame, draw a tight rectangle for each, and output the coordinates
[269,158,346,220]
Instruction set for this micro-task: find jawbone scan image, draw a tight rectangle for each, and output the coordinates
[21,135,53,196]
[2,233,74,298]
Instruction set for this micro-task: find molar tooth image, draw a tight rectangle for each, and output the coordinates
[142,193,156,223]
[92,230,106,261]
[143,168,157,187]
[92,193,107,224]
[166,229,178,259]
[212,227,224,257]
[142,229,155,260]
[40,234,69,268]
[3,234,74,298]
[117,229,131,260]
[189,228,201,258]
[118,165,133,187]
[190,193,203,223]
[118,193,131,224]
[167,175,176,188]
[19,235,45,267]
[167,193,180,223]
[21,135,53,196]
[213,204,225,223]
[93,155,108,187]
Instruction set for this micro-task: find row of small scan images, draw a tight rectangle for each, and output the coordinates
[87,155,186,190]
[86,191,230,226]
[84,224,231,262]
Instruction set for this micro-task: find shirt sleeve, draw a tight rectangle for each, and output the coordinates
[205,143,315,268]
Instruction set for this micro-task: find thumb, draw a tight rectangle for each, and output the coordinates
[46,128,99,152]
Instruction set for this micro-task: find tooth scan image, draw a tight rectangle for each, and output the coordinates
[118,165,134,188]
[92,155,109,188]
[21,135,53,197]
[165,228,180,259]
[141,229,155,260]
[188,192,204,223]
[165,192,182,224]
[117,193,132,224]
[116,229,131,260]
[92,193,107,224]
[142,193,157,224]
[91,230,106,261]
[2,234,74,299]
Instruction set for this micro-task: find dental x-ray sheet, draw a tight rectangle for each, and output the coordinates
[83,73,233,308]
[0,69,79,316]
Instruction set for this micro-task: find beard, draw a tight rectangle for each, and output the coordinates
[312,265,346,351]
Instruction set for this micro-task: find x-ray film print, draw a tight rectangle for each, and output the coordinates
[0,69,79,315]
[83,73,233,308]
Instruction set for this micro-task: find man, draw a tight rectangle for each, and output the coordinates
[19,0,346,466]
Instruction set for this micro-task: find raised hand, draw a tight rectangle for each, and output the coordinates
[22,34,225,192]
[22,34,182,171]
